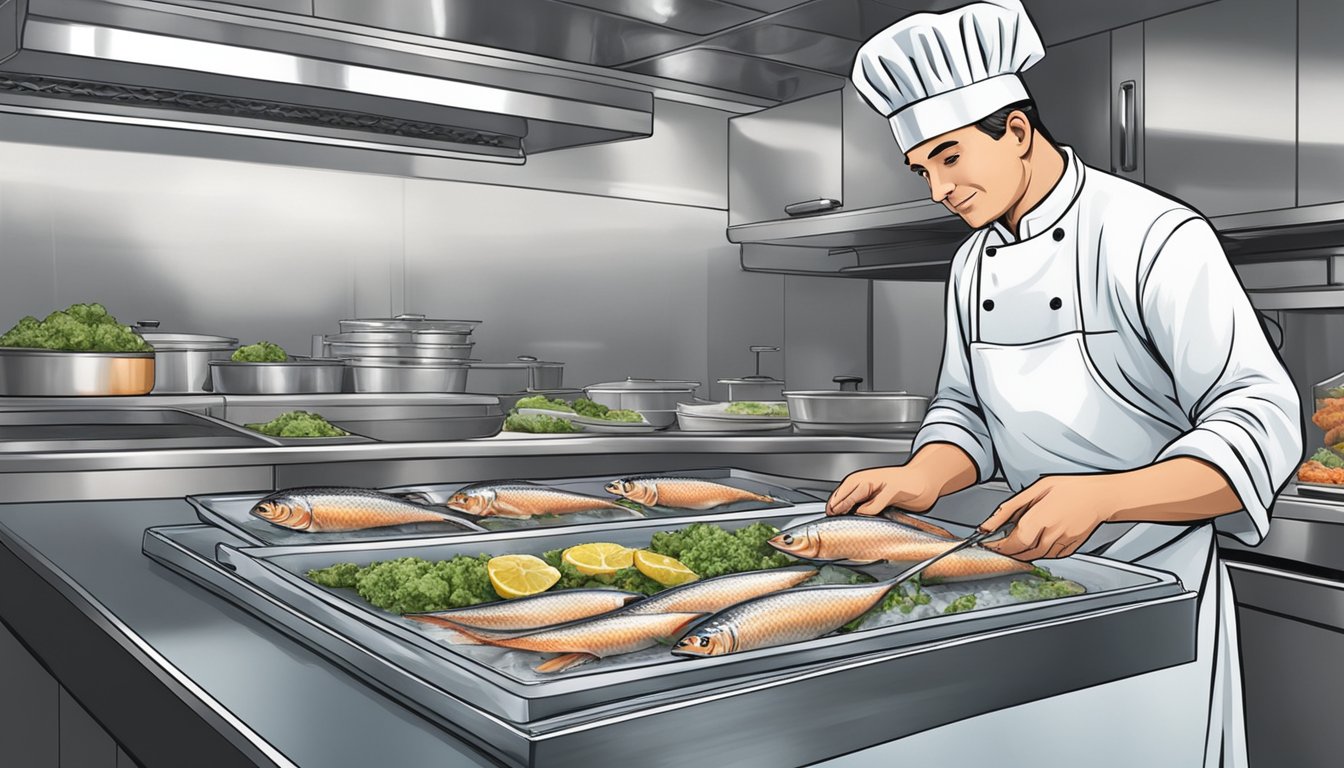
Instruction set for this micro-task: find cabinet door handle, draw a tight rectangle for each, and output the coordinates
[785,198,841,216]
[1118,80,1138,173]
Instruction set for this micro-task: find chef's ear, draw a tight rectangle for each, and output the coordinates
[1005,110,1033,157]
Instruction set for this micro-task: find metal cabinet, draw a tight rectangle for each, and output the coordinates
[1142,0,1296,217]
[840,82,927,211]
[1299,0,1344,207]
[1023,31,1111,171]
[728,90,842,226]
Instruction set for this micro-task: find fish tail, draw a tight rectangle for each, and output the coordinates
[535,652,597,673]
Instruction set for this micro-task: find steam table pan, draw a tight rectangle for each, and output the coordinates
[186,468,816,547]
[145,510,1195,768]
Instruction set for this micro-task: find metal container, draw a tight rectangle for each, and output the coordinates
[325,336,475,361]
[326,329,474,345]
[135,322,238,393]
[784,379,928,435]
[208,359,345,394]
[465,357,564,394]
[718,376,786,402]
[338,314,481,334]
[0,348,155,396]
[346,357,469,393]
[584,378,701,429]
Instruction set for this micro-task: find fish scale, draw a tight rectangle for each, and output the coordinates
[405,589,641,632]
[675,582,895,656]
[250,487,465,532]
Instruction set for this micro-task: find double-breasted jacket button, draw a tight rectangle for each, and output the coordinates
[1050,297,1063,310]
[983,299,995,311]
[1052,228,1065,241]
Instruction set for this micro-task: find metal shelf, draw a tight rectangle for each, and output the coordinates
[1248,287,1344,311]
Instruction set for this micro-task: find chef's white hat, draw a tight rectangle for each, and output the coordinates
[852,0,1045,153]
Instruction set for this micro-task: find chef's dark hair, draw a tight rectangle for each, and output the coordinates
[975,100,1056,146]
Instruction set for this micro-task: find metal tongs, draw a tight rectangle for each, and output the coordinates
[887,522,1017,587]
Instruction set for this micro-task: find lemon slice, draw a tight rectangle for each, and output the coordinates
[488,554,561,599]
[562,543,635,576]
[633,550,698,586]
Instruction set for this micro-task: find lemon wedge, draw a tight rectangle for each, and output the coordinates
[562,543,635,576]
[487,554,561,599]
[633,550,698,586]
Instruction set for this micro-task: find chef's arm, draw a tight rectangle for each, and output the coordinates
[1139,217,1304,544]
[1105,456,1243,523]
[906,442,981,499]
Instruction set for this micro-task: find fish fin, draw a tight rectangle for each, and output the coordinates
[837,559,882,566]
[535,653,597,674]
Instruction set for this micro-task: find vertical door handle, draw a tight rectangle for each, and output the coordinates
[1118,80,1138,173]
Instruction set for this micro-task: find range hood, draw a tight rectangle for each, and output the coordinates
[0,0,655,163]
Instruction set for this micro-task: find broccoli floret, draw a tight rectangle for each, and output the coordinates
[0,303,151,352]
[943,594,978,614]
[724,402,790,417]
[647,522,790,578]
[571,398,643,422]
[1009,578,1086,602]
[1310,448,1344,470]
[515,395,575,413]
[306,562,361,589]
[342,555,494,614]
[504,413,580,433]
[246,411,349,438]
[231,341,288,362]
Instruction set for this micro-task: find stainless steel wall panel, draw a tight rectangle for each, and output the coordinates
[624,49,844,102]
[403,181,719,390]
[841,81,929,210]
[0,165,58,322]
[59,687,116,768]
[1143,0,1296,217]
[558,0,763,35]
[706,250,784,401]
[0,621,59,767]
[783,274,869,391]
[729,88,842,225]
[0,142,403,354]
[871,278,944,397]
[1024,31,1111,170]
[1299,0,1344,207]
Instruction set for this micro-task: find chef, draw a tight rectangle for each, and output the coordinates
[828,1,1303,765]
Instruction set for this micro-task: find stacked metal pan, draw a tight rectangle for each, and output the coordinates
[324,315,480,393]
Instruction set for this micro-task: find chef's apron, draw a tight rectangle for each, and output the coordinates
[964,186,1246,767]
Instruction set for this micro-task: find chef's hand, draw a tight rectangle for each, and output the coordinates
[825,466,939,517]
[977,475,1118,561]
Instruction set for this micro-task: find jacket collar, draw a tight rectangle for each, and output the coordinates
[991,145,1082,244]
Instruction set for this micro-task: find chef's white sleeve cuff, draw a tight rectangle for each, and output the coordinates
[911,415,996,484]
[1155,422,1272,546]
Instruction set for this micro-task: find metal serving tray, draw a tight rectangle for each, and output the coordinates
[0,407,274,452]
[143,511,1196,768]
[188,468,818,546]
[218,393,505,443]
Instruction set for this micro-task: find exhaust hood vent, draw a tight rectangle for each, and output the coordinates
[0,0,655,163]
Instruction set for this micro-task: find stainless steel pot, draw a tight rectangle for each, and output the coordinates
[209,359,346,394]
[0,348,156,396]
[135,322,238,393]
[338,314,481,334]
[326,329,474,345]
[346,357,469,393]
[584,378,701,428]
[718,376,786,402]
[784,377,928,435]
[325,336,475,361]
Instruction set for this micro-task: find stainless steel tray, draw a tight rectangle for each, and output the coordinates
[188,468,816,546]
[218,393,504,443]
[0,407,274,452]
[1291,480,1344,501]
[144,516,1195,768]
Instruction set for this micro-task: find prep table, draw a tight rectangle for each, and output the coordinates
[0,429,1259,767]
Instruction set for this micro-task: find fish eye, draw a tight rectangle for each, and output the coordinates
[782,534,793,545]
[699,636,710,647]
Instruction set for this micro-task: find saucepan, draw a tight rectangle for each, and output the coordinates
[784,376,927,435]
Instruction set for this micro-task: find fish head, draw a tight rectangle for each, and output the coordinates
[671,624,735,657]
[251,494,313,530]
[445,488,494,516]
[768,524,822,559]
[606,478,656,506]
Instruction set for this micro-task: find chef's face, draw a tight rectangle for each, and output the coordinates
[905,113,1033,229]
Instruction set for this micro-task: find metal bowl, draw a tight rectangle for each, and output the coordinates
[584,378,701,414]
[466,358,565,394]
[0,348,155,396]
[338,314,481,334]
[138,329,238,393]
[346,357,469,393]
[783,390,928,433]
[208,359,346,394]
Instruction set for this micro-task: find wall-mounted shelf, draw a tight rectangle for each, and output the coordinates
[1248,287,1344,311]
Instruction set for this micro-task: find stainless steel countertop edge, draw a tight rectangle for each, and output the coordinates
[0,518,297,768]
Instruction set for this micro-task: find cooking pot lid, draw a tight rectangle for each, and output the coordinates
[717,375,785,385]
[587,377,701,391]
[340,314,481,332]
[138,331,239,351]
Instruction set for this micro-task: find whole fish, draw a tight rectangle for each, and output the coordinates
[453,611,704,673]
[404,590,641,632]
[768,516,1032,581]
[604,476,778,509]
[250,487,472,533]
[444,482,633,519]
[672,581,897,658]
[625,566,818,615]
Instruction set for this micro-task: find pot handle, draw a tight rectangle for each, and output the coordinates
[135,320,161,329]
[833,375,864,392]
[394,313,427,321]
